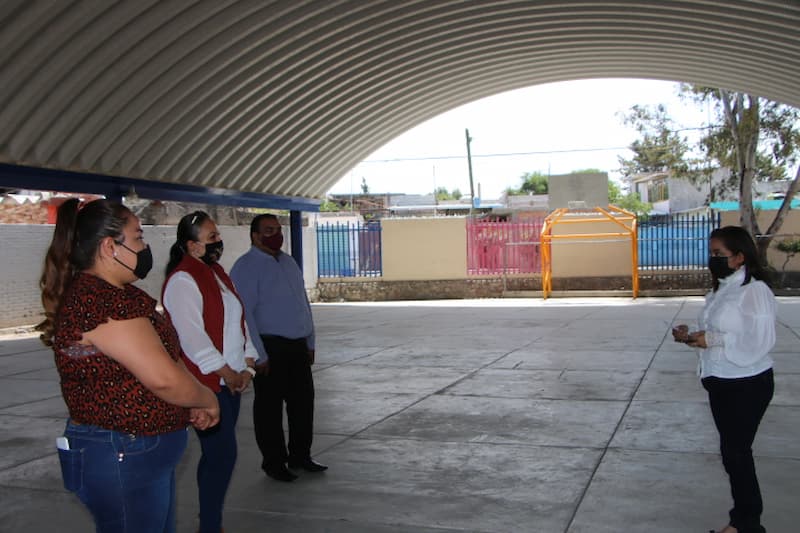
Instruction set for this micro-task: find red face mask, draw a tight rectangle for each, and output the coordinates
[261,233,283,251]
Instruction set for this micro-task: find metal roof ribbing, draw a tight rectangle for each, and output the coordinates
[0,0,798,203]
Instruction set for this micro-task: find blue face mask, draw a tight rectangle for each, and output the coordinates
[114,242,154,279]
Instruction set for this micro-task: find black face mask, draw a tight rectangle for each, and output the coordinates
[200,240,224,265]
[708,255,735,279]
[115,242,154,280]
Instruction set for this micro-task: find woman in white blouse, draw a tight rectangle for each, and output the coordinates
[673,226,775,533]
[162,211,259,533]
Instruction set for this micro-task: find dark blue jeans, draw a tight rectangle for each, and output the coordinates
[195,386,241,533]
[702,368,774,533]
[59,420,188,533]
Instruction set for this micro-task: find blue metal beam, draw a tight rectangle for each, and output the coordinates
[290,210,303,270]
[0,163,321,211]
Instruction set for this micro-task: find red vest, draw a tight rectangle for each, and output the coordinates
[162,256,246,393]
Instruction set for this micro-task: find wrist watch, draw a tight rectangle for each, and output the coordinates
[244,366,257,377]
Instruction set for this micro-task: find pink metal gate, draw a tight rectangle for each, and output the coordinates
[467,219,544,275]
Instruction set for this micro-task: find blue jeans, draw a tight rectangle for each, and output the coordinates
[58,420,188,533]
[196,386,241,532]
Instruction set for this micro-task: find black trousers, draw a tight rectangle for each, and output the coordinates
[253,335,315,467]
[702,368,774,533]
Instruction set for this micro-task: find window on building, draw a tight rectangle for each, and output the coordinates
[647,179,669,202]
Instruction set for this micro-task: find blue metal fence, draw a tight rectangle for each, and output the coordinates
[315,215,718,278]
[317,222,382,277]
[638,213,721,269]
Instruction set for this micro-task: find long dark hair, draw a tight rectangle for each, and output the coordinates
[165,211,211,275]
[38,198,132,345]
[709,226,771,291]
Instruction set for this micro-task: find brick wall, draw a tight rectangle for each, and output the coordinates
[3,225,53,328]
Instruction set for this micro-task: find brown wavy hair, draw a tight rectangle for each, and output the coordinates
[37,199,131,346]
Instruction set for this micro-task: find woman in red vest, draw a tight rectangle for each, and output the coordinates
[163,211,259,533]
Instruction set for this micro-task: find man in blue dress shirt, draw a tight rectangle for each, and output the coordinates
[230,214,327,482]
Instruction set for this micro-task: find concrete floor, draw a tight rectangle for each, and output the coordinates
[1,297,798,533]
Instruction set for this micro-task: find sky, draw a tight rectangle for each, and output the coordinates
[327,78,713,200]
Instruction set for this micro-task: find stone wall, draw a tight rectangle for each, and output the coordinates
[317,272,723,301]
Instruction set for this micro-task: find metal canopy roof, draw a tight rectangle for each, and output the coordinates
[0,1,798,208]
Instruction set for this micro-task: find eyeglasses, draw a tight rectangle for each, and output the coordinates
[262,226,281,235]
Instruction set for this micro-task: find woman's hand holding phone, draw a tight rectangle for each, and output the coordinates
[672,325,690,343]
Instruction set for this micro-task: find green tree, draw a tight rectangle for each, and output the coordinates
[520,172,548,194]
[775,237,800,287]
[618,104,693,179]
[608,180,623,203]
[507,171,549,195]
[435,187,463,201]
[319,199,341,212]
[683,86,800,258]
[571,168,604,174]
[614,193,652,217]
[622,87,800,262]
[608,180,652,216]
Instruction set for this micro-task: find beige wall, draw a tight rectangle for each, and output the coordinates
[551,218,634,278]
[720,210,800,271]
[382,217,467,280]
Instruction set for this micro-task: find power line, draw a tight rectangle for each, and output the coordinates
[362,145,631,164]
[361,124,723,164]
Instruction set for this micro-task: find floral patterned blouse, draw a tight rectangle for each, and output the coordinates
[54,273,189,435]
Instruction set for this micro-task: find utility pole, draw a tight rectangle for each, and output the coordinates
[432,164,438,216]
[465,128,475,216]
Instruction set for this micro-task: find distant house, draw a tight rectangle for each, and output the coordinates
[629,171,707,214]
[628,169,795,214]
[326,192,501,217]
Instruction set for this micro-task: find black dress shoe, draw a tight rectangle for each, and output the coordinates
[262,463,298,482]
[288,458,328,472]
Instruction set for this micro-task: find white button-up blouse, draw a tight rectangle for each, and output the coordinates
[697,267,776,379]
[163,271,259,385]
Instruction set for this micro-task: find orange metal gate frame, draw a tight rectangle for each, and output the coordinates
[540,206,638,299]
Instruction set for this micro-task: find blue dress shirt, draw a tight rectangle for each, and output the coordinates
[230,247,315,363]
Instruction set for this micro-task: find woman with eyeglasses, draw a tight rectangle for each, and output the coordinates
[162,211,258,533]
[672,226,776,533]
[40,199,220,533]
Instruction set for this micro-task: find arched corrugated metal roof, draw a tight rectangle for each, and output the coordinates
[1,1,798,203]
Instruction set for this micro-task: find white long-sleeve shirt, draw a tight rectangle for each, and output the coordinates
[163,271,258,385]
[697,267,776,379]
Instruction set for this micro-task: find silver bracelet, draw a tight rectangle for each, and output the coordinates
[244,366,257,377]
